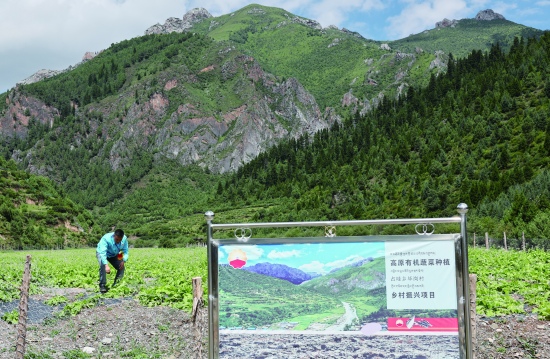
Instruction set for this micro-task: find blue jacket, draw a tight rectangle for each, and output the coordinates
[96,232,129,265]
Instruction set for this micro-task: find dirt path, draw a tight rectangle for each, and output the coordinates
[325,301,358,332]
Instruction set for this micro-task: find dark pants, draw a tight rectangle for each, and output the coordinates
[96,252,125,287]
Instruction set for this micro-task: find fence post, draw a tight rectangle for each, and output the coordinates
[503,232,507,251]
[15,255,32,359]
[192,276,204,358]
[485,232,489,249]
[469,274,477,359]
[522,232,526,251]
[473,233,476,248]
[192,277,203,324]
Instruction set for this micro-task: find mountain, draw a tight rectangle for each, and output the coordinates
[302,257,386,297]
[243,262,312,284]
[301,257,387,321]
[391,10,541,58]
[0,4,547,246]
[0,30,335,214]
[328,257,373,273]
[219,264,342,328]
[187,4,542,112]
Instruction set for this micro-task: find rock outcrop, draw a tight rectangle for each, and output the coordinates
[475,9,505,21]
[17,69,62,86]
[429,50,447,71]
[435,18,458,28]
[0,90,59,139]
[67,54,338,174]
[145,8,212,35]
[291,16,322,30]
[17,51,101,86]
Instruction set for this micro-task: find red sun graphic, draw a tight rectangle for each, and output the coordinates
[228,249,247,269]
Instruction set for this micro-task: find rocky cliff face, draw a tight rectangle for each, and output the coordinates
[0,90,58,138]
[133,55,337,173]
[145,8,212,35]
[434,9,505,31]
[475,9,505,21]
[11,50,337,176]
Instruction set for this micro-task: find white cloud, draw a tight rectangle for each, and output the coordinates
[385,0,471,39]
[299,260,327,274]
[0,0,185,91]
[536,0,550,5]
[469,0,491,8]
[325,255,364,269]
[306,0,386,28]
[298,254,366,274]
[267,249,301,259]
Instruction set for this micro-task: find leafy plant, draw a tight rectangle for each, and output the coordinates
[1,309,18,324]
[45,295,67,306]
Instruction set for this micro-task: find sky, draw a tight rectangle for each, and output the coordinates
[0,0,548,94]
[219,242,385,275]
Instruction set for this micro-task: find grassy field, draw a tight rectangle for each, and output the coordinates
[0,247,207,311]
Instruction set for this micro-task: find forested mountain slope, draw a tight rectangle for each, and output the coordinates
[218,35,550,246]
[0,31,333,209]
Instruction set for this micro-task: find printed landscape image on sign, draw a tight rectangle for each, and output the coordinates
[217,237,460,358]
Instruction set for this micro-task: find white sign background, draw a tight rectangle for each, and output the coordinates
[385,241,457,310]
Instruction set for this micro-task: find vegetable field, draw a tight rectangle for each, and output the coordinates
[469,248,550,319]
[1,246,549,320]
[0,247,207,312]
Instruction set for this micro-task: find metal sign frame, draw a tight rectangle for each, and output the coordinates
[205,203,472,359]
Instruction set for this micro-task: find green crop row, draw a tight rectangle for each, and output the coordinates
[469,247,550,319]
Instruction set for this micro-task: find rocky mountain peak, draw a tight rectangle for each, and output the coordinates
[475,9,505,21]
[145,8,212,35]
[182,8,212,28]
[435,18,458,28]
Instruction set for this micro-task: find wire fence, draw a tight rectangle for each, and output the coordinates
[471,231,549,250]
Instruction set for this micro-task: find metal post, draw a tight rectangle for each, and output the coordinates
[205,211,218,359]
[16,255,32,359]
[457,203,472,359]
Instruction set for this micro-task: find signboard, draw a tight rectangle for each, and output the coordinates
[216,236,461,358]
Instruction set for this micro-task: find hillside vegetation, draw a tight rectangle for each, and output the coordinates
[0,157,97,249]
[391,19,542,58]
[191,4,542,110]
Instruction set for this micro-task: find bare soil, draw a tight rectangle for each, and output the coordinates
[1,289,549,358]
[475,314,550,359]
[0,289,208,358]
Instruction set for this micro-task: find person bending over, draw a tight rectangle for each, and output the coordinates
[96,229,128,293]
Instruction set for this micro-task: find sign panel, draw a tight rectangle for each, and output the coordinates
[217,236,460,358]
[385,241,457,310]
